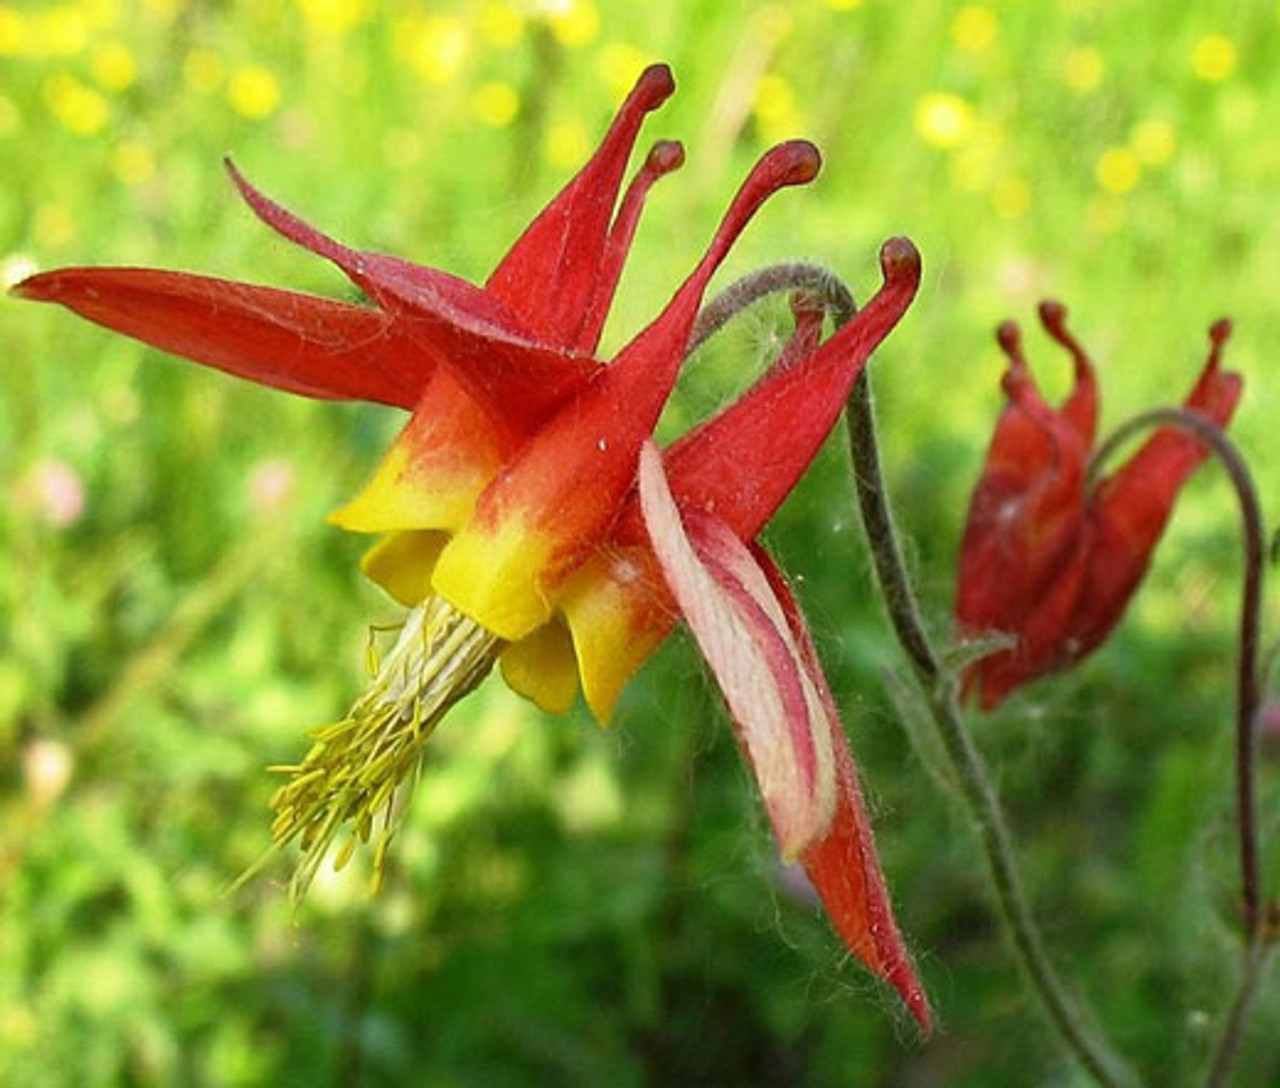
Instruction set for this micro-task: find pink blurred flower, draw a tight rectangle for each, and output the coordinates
[19,458,86,528]
[247,457,296,514]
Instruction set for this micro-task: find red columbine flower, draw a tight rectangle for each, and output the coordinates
[957,301,1243,709]
[15,65,929,1029]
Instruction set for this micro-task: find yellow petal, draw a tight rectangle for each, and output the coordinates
[558,548,673,723]
[329,365,508,534]
[361,530,449,606]
[500,617,579,714]
[431,515,557,640]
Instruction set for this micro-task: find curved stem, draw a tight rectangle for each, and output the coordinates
[688,260,853,356]
[846,369,1139,1088]
[1202,932,1273,1088]
[1090,409,1267,937]
[687,261,1139,1086]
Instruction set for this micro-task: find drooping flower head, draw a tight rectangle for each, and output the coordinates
[16,66,929,1029]
[957,302,1243,709]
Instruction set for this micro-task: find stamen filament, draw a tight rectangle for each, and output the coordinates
[256,596,502,903]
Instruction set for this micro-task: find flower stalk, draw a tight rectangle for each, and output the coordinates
[1088,407,1267,939]
[694,262,1138,1086]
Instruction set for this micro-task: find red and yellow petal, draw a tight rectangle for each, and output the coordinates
[432,142,823,641]
[557,547,675,723]
[330,365,515,536]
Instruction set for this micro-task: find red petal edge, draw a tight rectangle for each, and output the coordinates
[637,443,930,1034]
[13,266,424,408]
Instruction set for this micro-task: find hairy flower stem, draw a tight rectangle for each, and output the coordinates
[692,261,1137,1083]
[1090,409,1271,1088]
[1090,409,1268,939]
[1202,931,1274,1088]
[847,371,1139,1088]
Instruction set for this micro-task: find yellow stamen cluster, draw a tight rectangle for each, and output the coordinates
[262,596,502,903]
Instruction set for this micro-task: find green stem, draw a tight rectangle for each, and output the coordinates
[694,260,1139,1086]
[1090,409,1267,938]
[845,371,1140,1088]
[1202,932,1273,1088]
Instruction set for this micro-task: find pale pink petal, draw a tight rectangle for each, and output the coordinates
[637,442,836,859]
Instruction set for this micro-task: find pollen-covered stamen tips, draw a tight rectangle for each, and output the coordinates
[261,597,502,902]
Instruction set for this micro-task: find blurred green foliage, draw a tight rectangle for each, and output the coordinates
[2,1,1278,1085]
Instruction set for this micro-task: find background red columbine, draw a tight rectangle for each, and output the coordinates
[957,301,1243,709]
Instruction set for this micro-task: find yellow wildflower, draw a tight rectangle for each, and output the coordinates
[400,15,468,84]
[597,42,651,102]
[1191,35,1236,82]
[91,43,138,92]
[1095,147,1140,194]
[952,6,998,53]
[297,0,368,36]
[546,117,589,169]
[45,73,109,135]
[914,92,974,150]
[0,7,26,56]
[547,0,599,48]
[479,2,524,48]
[1062,46,1104,93]
[228,66,280,119]
[473,82,519,127]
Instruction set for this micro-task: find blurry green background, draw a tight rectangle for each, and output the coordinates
[2,1,1278,1085]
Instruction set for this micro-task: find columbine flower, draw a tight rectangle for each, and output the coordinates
[15,65,928,1027]
[956,301,1243,709]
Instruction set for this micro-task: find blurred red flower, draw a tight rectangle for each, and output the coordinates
[957,302,1242,709]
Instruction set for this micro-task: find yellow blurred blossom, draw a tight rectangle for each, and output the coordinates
[399,15,468,83]
[1130,119,1176,167]
[0,8,26,55]
[991,175,1031,218]
[0,95,17,137]
[80,0,121,28]
[90,42,138,92]
[228,65,280,119]
[473,81,519,127]
[914,92,974,149]
[34,203,77,248]
[32,7,89,56]
[825,0,864,10]
[298,0,368,36]
[597,42,652,102]
[1191,34,1236,82]
[953,6,998,53]
[546,118,590,170]
[1095,147,1140,194]
[479,2,524,48]
[142,0,179,20]
[546,0,599,48]
[113,139,155,185]
[1062,46,1104,92]
[753,73,800,140]
[184,50,223,94]
[1088,195,1126,234]
[45,73,109,135]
